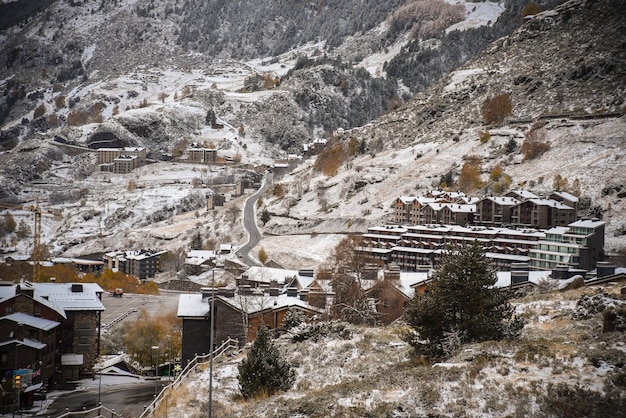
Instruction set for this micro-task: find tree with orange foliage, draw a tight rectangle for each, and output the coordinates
[120,309,182,367]
[458,156,483,193]
[481,93,512,126]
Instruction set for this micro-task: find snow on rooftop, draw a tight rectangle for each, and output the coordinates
[1,312,60,330]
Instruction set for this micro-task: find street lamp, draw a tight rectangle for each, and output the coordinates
[151,346,160,398]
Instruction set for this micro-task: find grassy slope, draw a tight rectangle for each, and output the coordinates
[162,280,626,417]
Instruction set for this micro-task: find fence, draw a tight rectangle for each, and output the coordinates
[138,338,240,418]
[51,403,121,418]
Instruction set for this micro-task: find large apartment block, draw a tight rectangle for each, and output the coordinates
[530,219,605,271]
[96,147,147,173]
[384,189,602,271]
[103,249,168,280]
[362,224,545,271]
[188,148,218,164]
[394,189,578,230]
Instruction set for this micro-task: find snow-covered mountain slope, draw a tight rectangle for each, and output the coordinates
[0,0,624,269]
[259,0,626,264]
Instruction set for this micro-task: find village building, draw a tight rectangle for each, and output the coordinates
[177,288,323,365]
[0,312,59,409]
[510,198,577,229]
[365,265,430,325]
[96,147,146,173]
[549,191,580,213]
[183,250,216,275]
[475,196,520,226]
[188,148,218,164]
[0,280,104,386]
[103,249,167,280]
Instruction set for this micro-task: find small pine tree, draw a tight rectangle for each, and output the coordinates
[238,326,295,399]
[404,241,522,359]
[260,209,271,225]
[505,137,517,154]
[205,108,216,126]
[4,213,16,234]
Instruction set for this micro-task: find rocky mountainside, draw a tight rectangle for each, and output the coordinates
[260,0,626,264]
[0,0,624,266]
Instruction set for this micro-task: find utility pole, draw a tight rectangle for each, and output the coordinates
[208,267,215,418]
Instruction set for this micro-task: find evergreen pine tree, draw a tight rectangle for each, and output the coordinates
[189,231,203,250]
[260,209,271,225]
[404,241,522,358]
[238,326,295,399]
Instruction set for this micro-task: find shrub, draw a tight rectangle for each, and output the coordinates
[458,155,482,193]
[481,93,512,126]
[490,164,503,181]
[479,130,490,143]
[314,142,345,176]
[258,247,268,265]
[505,137,517,154]
[522,3,542,18]
[238,326,295,399]
[67,109,90,126]
[521,124,550,161]
[54,95,66,109]
[33,103,46,119]
[272,184,284,198]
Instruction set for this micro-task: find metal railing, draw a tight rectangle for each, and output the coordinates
[53,403,121,418]
[138,338,240,418]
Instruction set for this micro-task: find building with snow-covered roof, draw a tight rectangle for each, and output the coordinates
[476,196,520,226]
[0,280,104,383]
[506,188,539,201]
[361,223,547,271]
[177,288,323,364]
[549,191,580,212]
[103,249,167,280]
[0,312,60,395]
[511,198,577,229]
[96,147,146,172]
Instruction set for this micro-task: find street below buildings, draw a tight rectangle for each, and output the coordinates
[31,375,160,418]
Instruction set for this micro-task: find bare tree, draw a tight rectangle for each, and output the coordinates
[329,235,383,324]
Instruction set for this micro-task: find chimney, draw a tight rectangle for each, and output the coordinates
[268,287,280,297]
[596,261,616,278]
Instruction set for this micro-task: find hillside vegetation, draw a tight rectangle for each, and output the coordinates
[162,281,626,417]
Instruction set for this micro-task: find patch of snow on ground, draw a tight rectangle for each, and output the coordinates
[445,0,505,33]
[444,68,485,92]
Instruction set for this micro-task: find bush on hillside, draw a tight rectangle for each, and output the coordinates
[521,123,550,161]
[238,326,295,399]
[481,93,512,126]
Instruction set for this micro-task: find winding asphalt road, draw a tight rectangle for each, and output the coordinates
[238,172,273,266]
